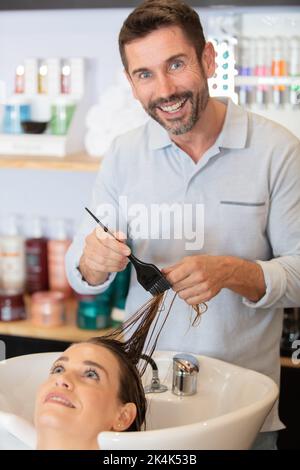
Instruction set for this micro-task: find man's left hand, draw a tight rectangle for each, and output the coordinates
[162,254,266,305]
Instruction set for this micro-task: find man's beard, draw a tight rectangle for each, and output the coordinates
[145,81,209,136]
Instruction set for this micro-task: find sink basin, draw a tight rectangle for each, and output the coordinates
[0,350,278,450]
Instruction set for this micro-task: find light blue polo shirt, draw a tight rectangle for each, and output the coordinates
[66,98,300,431]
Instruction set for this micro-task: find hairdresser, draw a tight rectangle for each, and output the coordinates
[66,0,300,450]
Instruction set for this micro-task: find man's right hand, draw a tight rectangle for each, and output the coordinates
[78,227,131,286]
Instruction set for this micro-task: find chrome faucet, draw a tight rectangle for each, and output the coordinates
[140,354,168,394]
[172,353,199,396]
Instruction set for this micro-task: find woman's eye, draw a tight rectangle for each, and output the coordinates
[170,61,183,71]
[84,369,100,380]
[50,364,64,374]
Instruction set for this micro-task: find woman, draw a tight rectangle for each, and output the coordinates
[34,337,147,450]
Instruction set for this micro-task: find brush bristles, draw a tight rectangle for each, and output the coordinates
[149,277,171,296]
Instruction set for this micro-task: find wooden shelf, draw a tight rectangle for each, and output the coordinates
[0,297,111,343]
[1,298,299,363]
[280,356,300,369]
[0,152,101,172]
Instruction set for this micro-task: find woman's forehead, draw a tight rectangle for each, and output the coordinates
[59,343,120,369]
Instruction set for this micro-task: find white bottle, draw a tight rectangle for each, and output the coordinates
[290,37,300,107]
[0,215,25,295]
[47,218,73,298]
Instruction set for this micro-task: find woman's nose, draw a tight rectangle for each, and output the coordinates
[55,373,74,390]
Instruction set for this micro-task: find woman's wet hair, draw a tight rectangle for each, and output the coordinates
[84,336,146,432]
[83,293,204,432]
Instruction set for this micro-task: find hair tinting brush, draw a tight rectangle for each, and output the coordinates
[85,207,172,296]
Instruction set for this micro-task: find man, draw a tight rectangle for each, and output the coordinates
[66,0,300,450]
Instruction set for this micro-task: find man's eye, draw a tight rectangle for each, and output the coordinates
[139,71,151,79]
[84,368,100,380]
[50,364,64,374]
[170,61,183,71]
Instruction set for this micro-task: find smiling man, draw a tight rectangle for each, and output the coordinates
[66,0,300,450]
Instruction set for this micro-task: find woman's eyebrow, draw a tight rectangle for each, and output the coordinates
[82,360,109,379]
[55,356,69,362]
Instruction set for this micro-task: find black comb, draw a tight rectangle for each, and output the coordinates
[85,207,172,296]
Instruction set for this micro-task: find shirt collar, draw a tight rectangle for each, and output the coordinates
[148,97,248,151]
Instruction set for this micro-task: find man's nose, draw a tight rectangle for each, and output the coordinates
[55,373,74,390]
[156,73,177,99]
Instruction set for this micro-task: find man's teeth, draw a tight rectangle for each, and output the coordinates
[49,396,74,407]
[159,99,186,113]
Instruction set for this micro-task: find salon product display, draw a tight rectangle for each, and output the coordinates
[47,218,73,298]
[236,36,300,108]
[0,57,84,138]
[24,216,49,294]
[0,215,25,296]
[77,293,112,330]
[30,290,65,327]
[0,293,26,321]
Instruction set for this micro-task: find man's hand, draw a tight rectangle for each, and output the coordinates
[162,255,266,305]
[79,227,131,286]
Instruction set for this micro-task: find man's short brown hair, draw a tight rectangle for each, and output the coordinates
[119,0,206,72]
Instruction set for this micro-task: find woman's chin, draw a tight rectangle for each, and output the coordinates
[36,408,77,430]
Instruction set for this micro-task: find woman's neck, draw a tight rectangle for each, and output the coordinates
[36,429,99,450]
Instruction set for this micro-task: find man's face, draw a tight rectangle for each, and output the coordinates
[125,26,214,135]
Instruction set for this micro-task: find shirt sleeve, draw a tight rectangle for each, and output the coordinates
[65,138,127,295]
[243,141,300,309]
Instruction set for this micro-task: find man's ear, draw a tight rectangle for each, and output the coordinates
[201,42,216,79]
[112,402,137,432]
[124,69,138,100]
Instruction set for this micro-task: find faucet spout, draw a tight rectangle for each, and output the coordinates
[140,354,168,394]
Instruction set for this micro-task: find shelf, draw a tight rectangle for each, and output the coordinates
[0,152,101,172]
[0,297,112,343]
[235,76,300,87]
[280,356,300,369]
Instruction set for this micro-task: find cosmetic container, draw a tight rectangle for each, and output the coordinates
[30,291,65,327]
[47,218,73,298]
[0,293,26,321]
[24,216,49,294]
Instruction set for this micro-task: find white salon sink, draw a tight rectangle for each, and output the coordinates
[0,351,278,450]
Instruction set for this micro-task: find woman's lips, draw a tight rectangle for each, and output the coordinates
[44,392,76,409]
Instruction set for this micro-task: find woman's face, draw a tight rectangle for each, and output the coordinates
[34,343,136,441]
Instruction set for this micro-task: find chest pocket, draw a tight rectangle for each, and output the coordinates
[217,200,269,258]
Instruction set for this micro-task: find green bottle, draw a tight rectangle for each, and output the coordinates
[110,263,131,327]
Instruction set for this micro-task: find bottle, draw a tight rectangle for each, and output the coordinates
[110,263,131,328]
[61,59,71,94]
[271,37,287,107]
[38,59,48,94]
[77,292,112,330]
[50,96,76,135]
[15,64,25,94]
[237,37,254,106]
[0,293,26,321]
[47,218,73,298]
[30,291,65,327]
[24,216,49,294]
[281,308,300,356]
[254,37,270,108]
[2,95,31,134]
[0,214,25,295]
[289,37,300,108]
